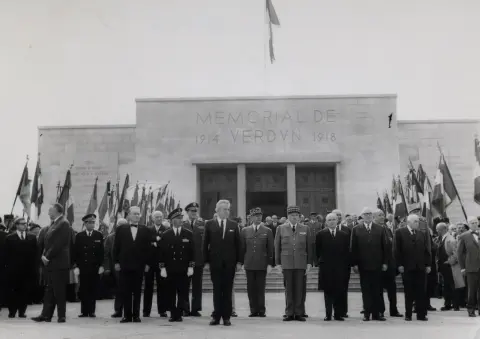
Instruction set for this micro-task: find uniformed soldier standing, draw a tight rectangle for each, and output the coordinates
[275,206,313,321]
[73,214,105,318]
[159,208,195,322]
[183,202,205,317]
[241,207,274,317]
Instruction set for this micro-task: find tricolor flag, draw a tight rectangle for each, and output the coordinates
[383,191,393,214]
[86,177,98,215]
[131,182,139,207]
[405,170,421,212]
[116,174,129,220]
[392,176,407,220]
[432,155,458,217]
[474,137,480,205]
[98,181,110,229]
[58,170,74,225]
[155,182,169,211]
[266,0,280,63]
[16,163,31,218]
[376,193,385,213]
[31,156,44,219]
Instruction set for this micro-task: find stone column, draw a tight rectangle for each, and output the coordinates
[237,164,246,220]
[287,164,296,206]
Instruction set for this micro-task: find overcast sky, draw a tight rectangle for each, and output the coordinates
[1,0,479,216]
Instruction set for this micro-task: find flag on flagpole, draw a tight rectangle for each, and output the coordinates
[131,182,139,207]
[98,181,110,226]
[405,170,421,212]
[116,174,129,219]
[31,156,44,219]
[376,193,385,213]
[58,170,74,225]
[86,177,98,215]
[432,155,458,217]
[16,164,31,217]
[383,191,393,214]
[392,176,407,220]
[474,137,480,205]
[266,0,280,63]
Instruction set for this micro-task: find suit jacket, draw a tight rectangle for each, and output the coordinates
[241,224,274,270]
[316,228,350,290]
[274,222,313,269]
[265,223,278,239]
[183,219,205,266]
[442,234,465,288]
[103,232,116,272]
[383,225,396,271]
[149,224,169,268]
[351,223,388,271]
[457,231,480,273]
[395,227,431,271]
[159,227,194,274]
[203,218,243,269]
[5,232,37,276]
[74,230,104,273]
[114,224,152,271]
[43,216,72,271]
[0,231,6,272]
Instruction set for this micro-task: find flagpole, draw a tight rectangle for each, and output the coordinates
[437,142,468,221]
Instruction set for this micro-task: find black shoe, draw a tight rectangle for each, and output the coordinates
[373,315,386,321]
[210,319,220,325]
[133,317,141,323]
[57,317,66,323]
[78,314,88,318]
[111,312,122,318]
[468,311,476,317]
[343,314,349,318]
[120,318,132,323]
[405,316,412,321]
[427,306,436,311]
[32,316,50,322]
[182,311,190,317]
[360,310,365,314]
[363,315,370,322]
[143,313,150,318]
[8,314,15,318]
[18,314,26,318]
[258,313,266,317]
[390,312,403,317]
[380,313,385,318]
[324,316,332,321]
[454,307,460,311]
[231,312,238,317]
[441,306,452,311]
[223,319,232,326]
[249,313,258,317]
[301,314,309,318]
[334,316,345,321]
[295,315,306,322]
[417,316,428,321]
[160,312,168,318]
[88,314,96,318]
[283,315,294,321]
[283,314,287,318]
[168,317,176,322]
[190,311,201,317]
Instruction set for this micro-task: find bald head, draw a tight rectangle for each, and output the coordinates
[407,214,419,229]
[436,222,448,236]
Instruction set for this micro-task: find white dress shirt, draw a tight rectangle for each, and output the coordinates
[471,230,479,243]
[407,225,416,236]
[365,223,372,231]
[17,230,26,240]
[330,228,336,237]
[174,227,182,236]
[131,224,138,240]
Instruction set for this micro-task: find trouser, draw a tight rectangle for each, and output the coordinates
[120,269,143,319]
[439,264,458,308]
[7,272,31,316]
[403,269,427,318]
[283,269,305,317]
[466,271,480,312]
[0,269,5,308]
[324,288,343,318]
[380,270,398,314]
[246,270,267,314]
[42,269,69,319]
[113,272,123,315]
[232,282,236,312]
[79,271,99,315]
[166,271,189,319]
[190,265,204,312]
[210,266,236,321]
[143,269,167,315]
[301,274,307,314]
[359,269,383,317]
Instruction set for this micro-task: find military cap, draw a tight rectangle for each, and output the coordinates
[168,208,183,220]
[310,212,318,216]
[408,206,421,214]
[185,202,199,211]
[82,213,97,222]
[249,207,263,216]
[287,206,301,215]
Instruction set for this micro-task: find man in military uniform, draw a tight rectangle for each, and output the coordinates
[73,214,104,318]
[143,211,169,318]
[159,208,195,322]
[183,202,205,317]
[241,207,274,317]
[308,212,323,237]
[275,206,313,322]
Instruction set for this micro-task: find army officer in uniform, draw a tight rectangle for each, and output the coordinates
[241,207,274,317]
[73,214,105,318]
[159,208,195,322]
[275,206,313,322]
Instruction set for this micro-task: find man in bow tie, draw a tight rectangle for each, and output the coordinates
[457,216,480,317]
[113,206,153,323]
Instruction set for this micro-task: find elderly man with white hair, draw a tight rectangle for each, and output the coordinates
[203,200,242,326]
[395,214,431,321]
[457,216,480,317]
[351,207,389,321]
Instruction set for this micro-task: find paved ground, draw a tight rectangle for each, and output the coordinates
[1,292,479,339]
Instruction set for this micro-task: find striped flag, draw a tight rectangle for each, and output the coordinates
[392,176,407,220]
[31,156,44,219]
[17,164,31,218]
[475,137,480,205]
[58,170,74,225]
[116,174,129,219]
[377,193,385,213]
[86,177,98,215]
[383,191,393,214]
[98,181,110,227]
[432,155,458,216]
[131,182,139,207]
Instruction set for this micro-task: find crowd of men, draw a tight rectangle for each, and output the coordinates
[0,200,480,326]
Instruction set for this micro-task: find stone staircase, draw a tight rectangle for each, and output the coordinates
[201,267,404,292]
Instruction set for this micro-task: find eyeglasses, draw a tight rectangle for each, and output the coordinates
[190,210,198,213]
[17,222,27,225]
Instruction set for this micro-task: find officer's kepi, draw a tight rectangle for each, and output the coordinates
[82,213,96,222]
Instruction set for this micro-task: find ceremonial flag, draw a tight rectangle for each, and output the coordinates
[155,182,169,211]
[58,170,74,224]
[16,163,31,217]
[432,155,458,216]
[109,182,117,218]
[405,170,421,212]
[266,0,280,63]
[116,174,129,218]
[86,177,98,215]
[139,187,149,225]
[98,181,110,226]
[475,137,480,205]
[383,191,393,214]
[131,182,139,207]
[392,176,407,220]
[31,157,44,218]
[376,193,385,213]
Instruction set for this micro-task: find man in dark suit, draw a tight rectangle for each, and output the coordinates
[457,216,480,317]
[316,213,350,321]
[73,214,104,318]
[143,211,169,318]
[333,209,352,318]
[32,203,72,323]
[241,207,274,317]
[0,223,6,311]
[183,202,205,317]
[159,208,195,322]
[203,199,243,326]
[395,214,431,321]
[5,217,37,318]
[374,209,402,318]
[114,206,153,323]
[351,207,389,321]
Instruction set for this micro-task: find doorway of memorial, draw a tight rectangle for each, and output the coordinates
[246,191,287,221]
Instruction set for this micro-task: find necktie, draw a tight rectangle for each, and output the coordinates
[131,224,138,228]
[191,220,194,229]
[221,220,225,239]
[175,228,178,236]
[331,230,335,238]
[21,232,24,240]
[366,226,370,233]
[292,224,296,233]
